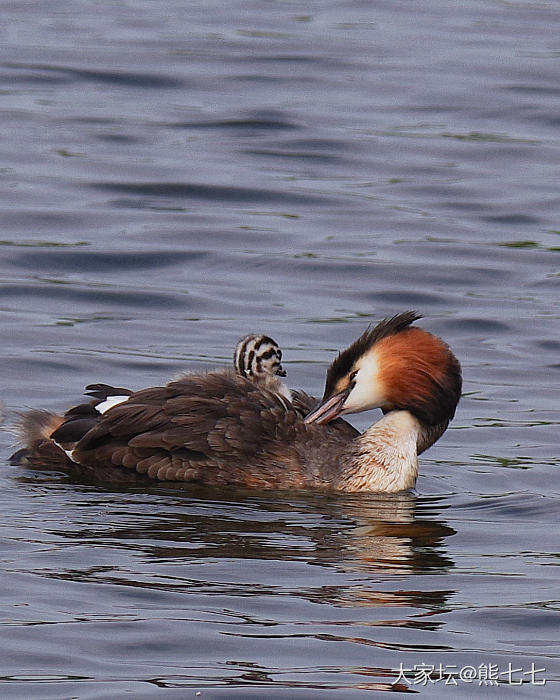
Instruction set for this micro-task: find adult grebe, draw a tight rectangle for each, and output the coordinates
[11,313,461,492]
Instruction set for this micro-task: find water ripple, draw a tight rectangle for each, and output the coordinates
[4,62,185,88]
[5,250,208,273]
[90,181,333,205]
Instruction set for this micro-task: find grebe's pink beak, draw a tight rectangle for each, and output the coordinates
[304,388,351,425]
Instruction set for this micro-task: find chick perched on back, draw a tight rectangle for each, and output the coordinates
[234,334,286,379]
[234,334,291,400]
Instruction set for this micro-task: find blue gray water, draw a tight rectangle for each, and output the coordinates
[1,1,559,697]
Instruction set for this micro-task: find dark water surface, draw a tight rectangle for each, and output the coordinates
[1,1,559,697]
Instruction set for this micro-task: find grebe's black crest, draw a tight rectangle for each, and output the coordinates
[323,311,422,399]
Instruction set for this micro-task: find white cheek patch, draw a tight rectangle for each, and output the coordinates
[342,352,386,414]
[95,395,130,414]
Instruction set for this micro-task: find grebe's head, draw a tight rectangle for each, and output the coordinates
[305,311,461,426]
[234,334,286,379]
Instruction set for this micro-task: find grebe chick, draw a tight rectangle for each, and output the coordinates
[11,313,461,492]
[233,334,290,401]
[234,334,286,379]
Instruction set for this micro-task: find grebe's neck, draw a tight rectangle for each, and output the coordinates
[416,419,449,455]
[338,411,421,493]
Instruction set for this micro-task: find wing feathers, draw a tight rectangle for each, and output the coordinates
[69,370,305,484]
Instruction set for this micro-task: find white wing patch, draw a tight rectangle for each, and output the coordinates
[95,395,130,414]
[52,441,79,464]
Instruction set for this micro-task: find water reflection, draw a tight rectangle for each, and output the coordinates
[37,485,455,608]
[337,494,455,575]
[11,483,454,692]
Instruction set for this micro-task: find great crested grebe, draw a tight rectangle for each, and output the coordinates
[11,313,461,492]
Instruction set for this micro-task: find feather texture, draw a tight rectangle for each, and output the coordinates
[19,370,355,488]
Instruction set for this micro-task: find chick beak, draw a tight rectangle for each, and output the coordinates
[304,387,351,425]
[276,365,287,377]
